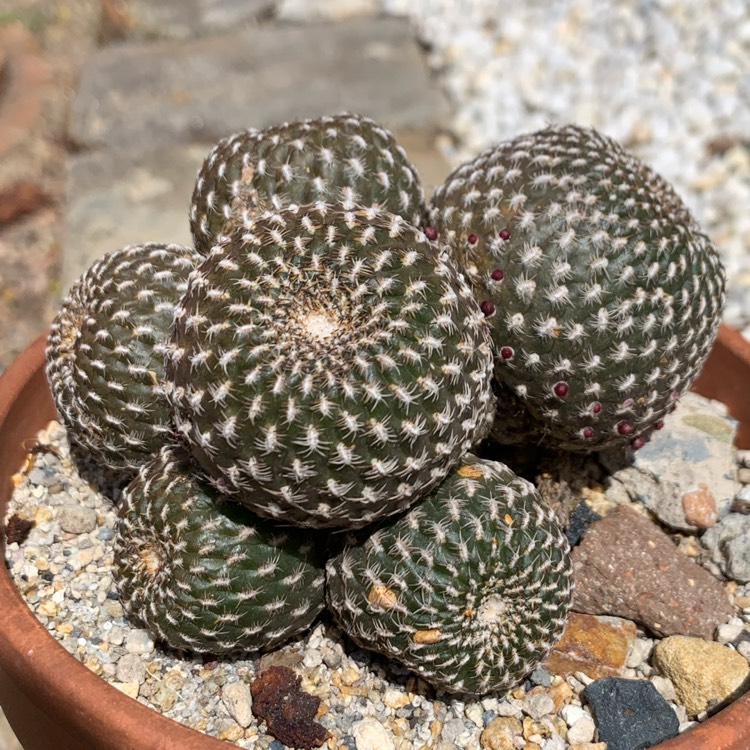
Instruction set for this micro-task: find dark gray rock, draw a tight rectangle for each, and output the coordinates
[68,18,450,152]
[583,677,679,750]
[566,501,601,547]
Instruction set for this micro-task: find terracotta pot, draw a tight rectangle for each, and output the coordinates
[1,326,749,750]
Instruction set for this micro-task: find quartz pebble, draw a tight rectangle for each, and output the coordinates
[566,715,596,744]
[221,681,254,729]
[352,718,396,750]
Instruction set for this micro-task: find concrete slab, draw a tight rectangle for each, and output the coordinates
[61,143,204,294]
[68,18,450,151]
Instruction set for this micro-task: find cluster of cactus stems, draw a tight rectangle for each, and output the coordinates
[45,113,724,697]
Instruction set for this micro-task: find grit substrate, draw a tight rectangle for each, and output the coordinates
[4,420,749,750]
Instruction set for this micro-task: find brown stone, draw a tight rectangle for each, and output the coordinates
[0,23,51,156]
[571,505,734,639]
[0,182,49,225]
[682,483,718,528]
[480,716,522,750]
[545,613,637,679]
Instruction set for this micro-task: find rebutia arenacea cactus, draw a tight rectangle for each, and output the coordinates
[429,123,726,452]
[168,202,495,529]
[48,114,730,695]
[115,446,326,655]
[190,112,426,254]
[326,454,572,694]
[45,242,200,472]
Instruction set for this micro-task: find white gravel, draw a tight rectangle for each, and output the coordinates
[381,0,750,334]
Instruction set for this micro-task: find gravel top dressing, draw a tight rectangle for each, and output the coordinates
[5,419,750,750]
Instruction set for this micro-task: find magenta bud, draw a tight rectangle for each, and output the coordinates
[500,346,514,360]
[654,419,665,430]
[490,268,505,281]
[630,436,645,450]
[480,300,495,316]
[592,402,602,414]
[467,233,478,245]
[553,381,569,397]
[499,228,511,241]
[617,420,634,435]
[582,427,595,439]
[424,226,438,241]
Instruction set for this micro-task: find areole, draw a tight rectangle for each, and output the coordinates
[0,326,748,750]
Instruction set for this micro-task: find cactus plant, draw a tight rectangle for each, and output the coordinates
[190,112,426,254]
[45,243,200,472]
[168,202,495,529]
[429,123,726,451]
[325,454,572,695]
[115,445,327,655]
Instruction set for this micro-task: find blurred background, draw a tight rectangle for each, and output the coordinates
[1,0,749,744]
[1,0,750,376]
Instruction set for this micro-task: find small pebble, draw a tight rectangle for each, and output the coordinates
[352,717,396,750]
[716,618,745,644]
[57,504,97,535]
[124,629,155,655]
[440,718,467,742]
[221,680,253,728]
[522,693,554,720]
[529,665,552,687]
[116,653,146,684]
[560,704,587,727]
[567,715,596,744]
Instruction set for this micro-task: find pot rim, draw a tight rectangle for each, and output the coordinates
[0,333,229,750]
[1,328,749,749]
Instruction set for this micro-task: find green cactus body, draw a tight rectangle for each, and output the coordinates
[190,112,426,254]
[429,124,726,451]
[325,454,572,694]
[45,243,200,472]
[114,446,326,655]
[168,203,495,529]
